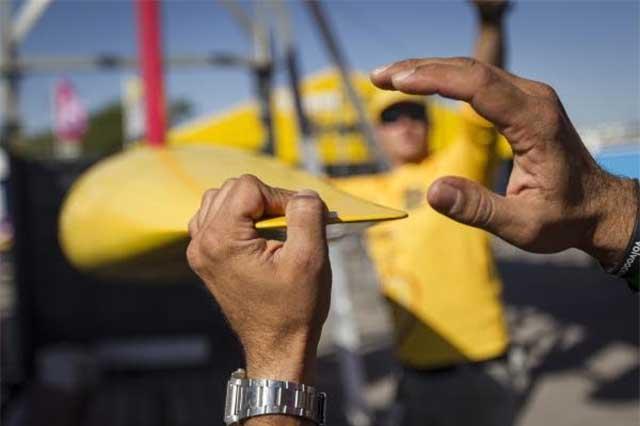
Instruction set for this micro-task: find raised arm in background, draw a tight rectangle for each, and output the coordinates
[473,0,510,68]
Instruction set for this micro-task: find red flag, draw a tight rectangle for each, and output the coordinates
[54,78,88,142]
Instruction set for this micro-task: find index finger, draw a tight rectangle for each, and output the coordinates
[371,57,532,93]
[372,57,531,131]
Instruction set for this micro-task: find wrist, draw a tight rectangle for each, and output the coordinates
[244,332,319,385]
[232,350,323,426]
[475,6,508,27]
[582,172,638,269]
[478,18,503,30]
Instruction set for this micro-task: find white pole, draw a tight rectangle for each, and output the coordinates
[1,0,20,147]
[12,0,54,44]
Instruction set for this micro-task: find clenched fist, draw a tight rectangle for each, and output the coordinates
[187,175,331,385]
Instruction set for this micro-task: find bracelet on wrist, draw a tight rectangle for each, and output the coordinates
[604,178,640,291]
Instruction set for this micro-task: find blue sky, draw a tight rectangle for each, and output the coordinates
[10,0,640,134]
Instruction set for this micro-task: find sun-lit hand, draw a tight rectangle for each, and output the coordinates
[187,175,331,388]
[371,57,637,269]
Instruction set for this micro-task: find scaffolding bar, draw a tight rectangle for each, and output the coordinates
[0,53,257,74]
[306,1,385,169]
[12,0,54,44]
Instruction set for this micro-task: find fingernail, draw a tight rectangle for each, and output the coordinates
[296,189,320,197]
[371,63,392,76]
[391,69,416,84]
[429,182,460,213]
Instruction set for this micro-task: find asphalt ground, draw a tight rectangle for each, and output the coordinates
[316,236,639,426]
[1,238,638,426]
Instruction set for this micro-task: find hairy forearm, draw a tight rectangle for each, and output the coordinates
[474,21,505,68]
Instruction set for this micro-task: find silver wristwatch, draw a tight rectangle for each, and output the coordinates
[224,369,326,425]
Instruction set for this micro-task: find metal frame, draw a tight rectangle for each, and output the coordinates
[0,3,378,425]
[0,0,275,151]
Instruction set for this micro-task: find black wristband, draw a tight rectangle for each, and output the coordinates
[611,179,640,291]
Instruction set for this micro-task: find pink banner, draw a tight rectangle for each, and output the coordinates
[54,79,88,142]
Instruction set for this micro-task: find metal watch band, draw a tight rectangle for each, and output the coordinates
[224,369,326,425]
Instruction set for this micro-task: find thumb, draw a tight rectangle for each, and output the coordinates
[282,189,328,259]
[427,176,525,241]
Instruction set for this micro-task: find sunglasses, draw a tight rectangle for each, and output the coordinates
[380,102,427,124]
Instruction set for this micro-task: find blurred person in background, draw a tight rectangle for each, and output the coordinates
[335,1,518,425]
[370,57,639,292]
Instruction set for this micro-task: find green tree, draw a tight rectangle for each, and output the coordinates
[15,99,193,159]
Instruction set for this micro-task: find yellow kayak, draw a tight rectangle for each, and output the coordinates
[59,144,406,281]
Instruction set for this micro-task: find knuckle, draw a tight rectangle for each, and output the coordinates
[237,174,261,188]
[472,194,496,229]
[188,215,198,237]
[290,194,325,213]
[538,102,563,132]
[534,82,559,100]
[235,175,265,199]
[457,56,478,68]
[200,229,226,260]
[471,62,494,86]
[186,240,203,271]
[221,177,238,187]
[289,199,326,223]
[523,97,562,140]
[201,228,219,247]
[201,188,218,204]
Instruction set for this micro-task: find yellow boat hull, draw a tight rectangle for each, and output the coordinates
[59,145,406,281]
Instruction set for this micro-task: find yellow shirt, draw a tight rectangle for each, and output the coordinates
[335,106,509,368]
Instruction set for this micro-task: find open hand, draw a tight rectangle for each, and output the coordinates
[371,57,636,268]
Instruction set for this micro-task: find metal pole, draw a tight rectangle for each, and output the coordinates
[253,1,275,155]
[219,1,275,156]
[11,0,54,45]
[1,0,20,149]
[254,55,275,155]
[272,0,321,174]
[218,0,254,38]
[304,3,374,425]
[306,1,386,170]
[135,0,167,147]
[1,53,258,74]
